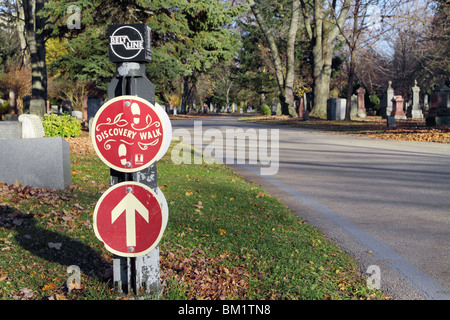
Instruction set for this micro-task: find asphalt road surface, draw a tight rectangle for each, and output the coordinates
[170,115,450,300]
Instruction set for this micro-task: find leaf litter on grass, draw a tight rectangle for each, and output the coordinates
[0,136,388,300]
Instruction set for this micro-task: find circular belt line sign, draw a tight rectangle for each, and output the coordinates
[93,181,167,257]
[91,95,170,172]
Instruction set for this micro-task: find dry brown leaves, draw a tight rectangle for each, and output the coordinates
[161,250,251,300]
[65,136,96,156]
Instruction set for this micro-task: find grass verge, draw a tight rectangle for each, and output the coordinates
[0,137,387,300]
[239,115,450,143]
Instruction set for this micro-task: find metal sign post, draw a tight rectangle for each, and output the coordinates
[93,23,168,296]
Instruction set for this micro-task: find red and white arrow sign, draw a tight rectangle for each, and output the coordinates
[111,192,149,247]
[93,181,167,257]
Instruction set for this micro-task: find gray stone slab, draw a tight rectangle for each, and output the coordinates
[18,114,45,138]
[0,121,22,139]
[0,137,71,190]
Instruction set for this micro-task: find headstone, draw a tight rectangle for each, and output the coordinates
[428,86,450,126]
[87,99,103,121]
[350,94,357,118]
[411,80,423,119]
[50,105,59,113]
[9,89,17,114]
[391,95,406,119]
[0,121,22,139]
[61,100,72,114]
[424,94,429,110]
[4,114,18,121]
[0,137,71,190]
[298,97,304,119]
[18,114,45,138]
[356,87,367,118]
[29,99,46,118]
[381,81,394,118]
[22,95,31,114]
[327,98,336,120]
[386,116,396,128]
[72,110,83,119]
[336,98,346,120]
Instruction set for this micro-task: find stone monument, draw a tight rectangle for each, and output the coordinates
[357,87,367,118]
[411,80,423,119]
[392,95,406,119]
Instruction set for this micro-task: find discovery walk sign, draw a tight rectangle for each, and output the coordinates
[91,95,171,173]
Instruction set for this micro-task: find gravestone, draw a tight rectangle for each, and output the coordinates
[427,86,450,126]
[336,98,346,120]
[9,89,17,114]
[386,116,396,128]
[392,96,406,119]
[327,98,346,120]
[381,81,394,118]
[30,99,46,118]
[72,110,84,119]
[0,137,71,190]
[61,100,72,114]
[350,94,357,118]
[411,80,423,119]
[22,95,31,114]
[87,99,103,122]
[18,114,45,138]
[50,105,59,113]
[0,121,22,139]
[357,87,367,118]
[327,98,336,120]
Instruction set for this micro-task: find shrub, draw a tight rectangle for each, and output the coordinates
[42,113,81,138]
[260,104,271,116]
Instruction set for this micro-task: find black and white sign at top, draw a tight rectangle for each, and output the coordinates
[108,24,151,63]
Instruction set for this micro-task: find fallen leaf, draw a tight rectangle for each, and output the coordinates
[20,288,33,299]
[219,229,227,235]
[42,282,58,291]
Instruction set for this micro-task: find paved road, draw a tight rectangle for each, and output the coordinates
[170,115,450,300]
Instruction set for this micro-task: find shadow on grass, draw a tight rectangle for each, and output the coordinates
[0,204,111,282]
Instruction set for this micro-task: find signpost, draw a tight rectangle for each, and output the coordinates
[91,23,171,296]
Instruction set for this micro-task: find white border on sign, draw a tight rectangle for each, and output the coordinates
[155,102,172,161]
[91,95,169,173]
[93,181,167,258]
[110,25,144,60]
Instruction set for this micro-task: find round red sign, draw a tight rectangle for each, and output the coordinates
[91,96,170,172]
[93,181,167,257]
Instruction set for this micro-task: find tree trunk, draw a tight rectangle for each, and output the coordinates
[23,0,47,101]
[345,48,356,120]
[300,0,351,118]
[284,0,300,116]
[249,0,298,117]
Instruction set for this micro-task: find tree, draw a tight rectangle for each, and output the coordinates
[0,0,48,102]
[23,0,47,101]
[300,0,351,118]
[43,0,242,107]
[247,0,299,116]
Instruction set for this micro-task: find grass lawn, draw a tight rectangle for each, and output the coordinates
[0,135,387,300]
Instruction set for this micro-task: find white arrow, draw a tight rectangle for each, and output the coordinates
[111,192,149,247]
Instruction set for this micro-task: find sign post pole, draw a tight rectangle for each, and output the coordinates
[100,23,164,296]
